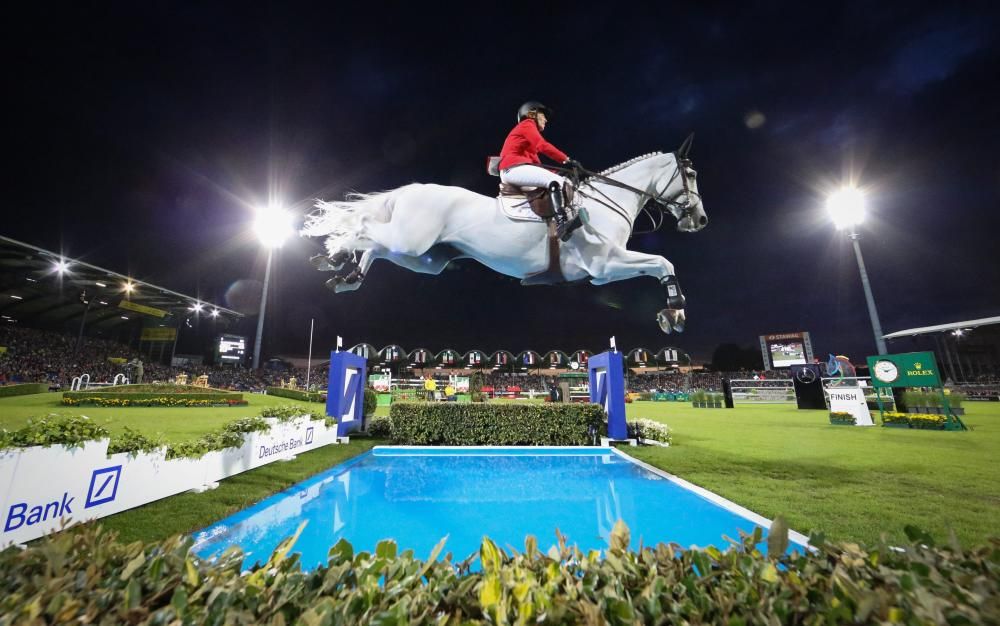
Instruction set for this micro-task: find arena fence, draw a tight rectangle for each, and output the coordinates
[728,379,795,404]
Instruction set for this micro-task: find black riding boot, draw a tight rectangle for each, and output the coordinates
[550,182,583,241]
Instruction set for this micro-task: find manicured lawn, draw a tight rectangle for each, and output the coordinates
[624,400,1000,547]
[0,392,322,443]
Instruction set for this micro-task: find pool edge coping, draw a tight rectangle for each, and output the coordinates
[609,447,813,550]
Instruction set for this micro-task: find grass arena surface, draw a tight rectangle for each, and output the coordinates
[1,393,997,547]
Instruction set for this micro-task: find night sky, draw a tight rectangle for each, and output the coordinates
[6,3,1000,362]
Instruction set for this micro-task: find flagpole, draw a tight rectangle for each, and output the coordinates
[305,318,314,392]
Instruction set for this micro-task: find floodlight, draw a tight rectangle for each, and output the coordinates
[124,282,135,293]
[253,205,294,249]
[95,281,107,287]
[53,259,69,274]
[192,302,204,313]
[826,187,865,230]
[211,309,220,317]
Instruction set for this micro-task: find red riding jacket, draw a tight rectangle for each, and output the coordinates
[498,118,569,170]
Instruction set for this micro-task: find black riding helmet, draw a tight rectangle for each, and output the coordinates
[517,101,551,123]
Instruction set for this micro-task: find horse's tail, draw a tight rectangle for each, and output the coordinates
[301,186,411,252]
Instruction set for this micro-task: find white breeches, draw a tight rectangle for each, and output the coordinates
[500,164,564,189]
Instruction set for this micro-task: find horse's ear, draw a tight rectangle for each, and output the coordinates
[677,133,694,159]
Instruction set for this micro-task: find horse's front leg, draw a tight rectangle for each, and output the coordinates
[586,248,686,334]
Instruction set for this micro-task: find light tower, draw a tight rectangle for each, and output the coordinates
[252,205,294,369]
[827,187,887,355]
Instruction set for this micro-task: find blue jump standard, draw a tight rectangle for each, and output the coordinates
[193,447,807,571]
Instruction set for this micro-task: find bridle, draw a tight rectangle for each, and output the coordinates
[557,152,701,235]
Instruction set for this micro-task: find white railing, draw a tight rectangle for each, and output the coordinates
[728,378,795,403]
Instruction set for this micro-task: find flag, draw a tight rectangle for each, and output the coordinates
[610,336,617,351]
[336,336,343,351]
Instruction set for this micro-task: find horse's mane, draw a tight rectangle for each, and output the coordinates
[588,152,664,180]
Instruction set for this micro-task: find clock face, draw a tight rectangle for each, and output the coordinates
[873,360,899,383]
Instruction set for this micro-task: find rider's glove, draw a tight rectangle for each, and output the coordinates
[563,158,582,170]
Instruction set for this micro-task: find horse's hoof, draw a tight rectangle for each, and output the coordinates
[657,308,686,334]
[311,254,334,271]
[325,276,343,291]
[341,268,364,284]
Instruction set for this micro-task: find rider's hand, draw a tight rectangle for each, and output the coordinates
[563,158,582,170]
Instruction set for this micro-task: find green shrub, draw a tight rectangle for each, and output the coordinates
[471,391,487,403]
[363,387,377,417]
[107,427,165,456]
[0,415,108,451]
[388,402,603,445]
[259,405,315,422]
[63,390,242,404]
[0,382,48,398]
[902,389,927,410]
[1,522,996,625]
[266,386,326,402]
[366,415,391,437]
[948,391,965,408]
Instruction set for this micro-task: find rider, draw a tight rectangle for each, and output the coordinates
[499,101,584,241]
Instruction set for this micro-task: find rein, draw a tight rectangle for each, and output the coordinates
[550,155,696,235]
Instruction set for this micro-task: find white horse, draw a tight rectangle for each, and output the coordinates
[301,141,707,333]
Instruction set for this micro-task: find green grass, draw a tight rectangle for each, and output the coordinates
[0,392,320,443]
[624,401,1000,547]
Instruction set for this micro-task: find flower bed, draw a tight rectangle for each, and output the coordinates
[62,396,248,407]
[880,412,949,429]
[829,411,856,425]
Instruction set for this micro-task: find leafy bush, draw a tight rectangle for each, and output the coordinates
[0,415,108,451]
[902,389,927,411]
[107,427,165,456]
[63,389,242,404]
[388,402,604,445]
[366,415,391,437]
[471,391,487,403]
[258,405,314,422]
[266,386,326,402]
[363,387,377,416]
[1,522,996,625]
[947,390,965,408]
[627,418,672,444]
[0,382,48,398]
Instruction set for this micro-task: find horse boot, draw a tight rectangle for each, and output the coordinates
[662,275,686,309]
[550,181,583,242]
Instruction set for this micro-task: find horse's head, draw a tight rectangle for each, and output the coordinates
[664,134,707,233]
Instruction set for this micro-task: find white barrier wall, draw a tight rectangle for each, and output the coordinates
[0,416,342,546]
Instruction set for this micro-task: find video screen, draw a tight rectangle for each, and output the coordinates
[769,341,806,367]
[218,334,246,362]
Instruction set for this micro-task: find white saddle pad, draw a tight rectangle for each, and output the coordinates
[498,195,544,222]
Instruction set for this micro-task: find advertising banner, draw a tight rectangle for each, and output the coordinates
[866,352,942,388]
[140,327,177,342]
[118,300,167,318]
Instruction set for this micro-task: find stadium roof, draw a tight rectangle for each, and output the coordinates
[0,235,243,331]
[883,316,1000,340]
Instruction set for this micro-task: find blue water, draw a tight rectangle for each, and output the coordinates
[193,447,803,570]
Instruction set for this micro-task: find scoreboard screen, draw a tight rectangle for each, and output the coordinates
[218,334,247,363]
[758,331,813,369]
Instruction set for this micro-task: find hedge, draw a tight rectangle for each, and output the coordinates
[388,401,604,445]
[266,386,326,402]
[0,521,995,624]
[0,382,49,398]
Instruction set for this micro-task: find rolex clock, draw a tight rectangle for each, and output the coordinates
[873,359,899,384]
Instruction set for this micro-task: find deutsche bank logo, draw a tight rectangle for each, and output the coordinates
[85,465,122,509]
[305,427,314,445]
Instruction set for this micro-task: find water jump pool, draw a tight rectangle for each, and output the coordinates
[193,447,809,569]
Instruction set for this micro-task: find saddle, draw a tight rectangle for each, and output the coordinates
[488,156,575,285]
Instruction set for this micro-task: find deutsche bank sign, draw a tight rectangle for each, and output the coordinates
[326,351,368,436]
[589,351,628,440]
